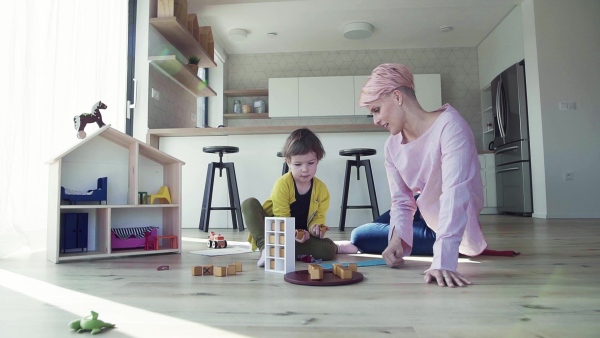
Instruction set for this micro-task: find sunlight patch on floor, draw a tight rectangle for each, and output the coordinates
[0,268,249,338]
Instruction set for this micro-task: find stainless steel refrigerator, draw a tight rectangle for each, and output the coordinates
[492,60,533,216]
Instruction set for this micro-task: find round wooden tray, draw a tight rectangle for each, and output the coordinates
[284,269,364,286]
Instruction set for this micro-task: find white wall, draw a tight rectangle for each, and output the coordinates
[523,0,600,218]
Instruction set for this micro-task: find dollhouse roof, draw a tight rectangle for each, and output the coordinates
[47,125,185,165]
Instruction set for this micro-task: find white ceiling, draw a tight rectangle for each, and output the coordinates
[187,0,523,56]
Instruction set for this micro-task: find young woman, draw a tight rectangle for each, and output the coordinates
[242,128,352,267]
[357,63,488,287]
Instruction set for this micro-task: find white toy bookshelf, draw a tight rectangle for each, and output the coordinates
[264,217,295,274]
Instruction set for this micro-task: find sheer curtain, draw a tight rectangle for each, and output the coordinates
[0,0,128,257]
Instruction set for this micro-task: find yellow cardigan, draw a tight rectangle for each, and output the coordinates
[248,172,330,250]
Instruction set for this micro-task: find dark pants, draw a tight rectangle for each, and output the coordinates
[350,209,436,256]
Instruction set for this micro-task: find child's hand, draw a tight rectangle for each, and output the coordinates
[295,229,310,243]
[310,224,329,239]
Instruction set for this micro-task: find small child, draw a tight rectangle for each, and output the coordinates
[241,127,353,267]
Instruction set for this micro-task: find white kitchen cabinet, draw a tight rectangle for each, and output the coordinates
[353,75,370,116]
[479,153,497,214]
[299,76,355,117]
[353,74,441,115]
[413,74,442,111]
[477,5,524,89]
[268,78,299,117]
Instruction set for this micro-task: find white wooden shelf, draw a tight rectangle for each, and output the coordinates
[149,55,216,97]
[223,113,269,119]
[224,89,268,97]
[150,16,216,68]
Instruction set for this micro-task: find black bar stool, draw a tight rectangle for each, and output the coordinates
[199,146,244,232]
[338,148,379,231]
[277,151,289,175]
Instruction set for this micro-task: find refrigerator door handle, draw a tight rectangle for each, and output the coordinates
[496,166,520,174]
[495,145,519,154]
[497,78,506,138]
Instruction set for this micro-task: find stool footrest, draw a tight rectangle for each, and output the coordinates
[346,205,377,209]
[209,207,237,211]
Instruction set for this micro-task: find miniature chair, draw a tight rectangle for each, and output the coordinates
[338,148,380,230]
[199,146,244,232]
[277,151,289,175]
[150,186,171,204]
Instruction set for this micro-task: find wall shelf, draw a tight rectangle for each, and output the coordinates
[150,16,216,68]
[224,89,268,97]
[149,55,216,97]
[224,113,269,119]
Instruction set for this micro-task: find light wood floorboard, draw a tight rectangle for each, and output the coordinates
[0,215,599,337]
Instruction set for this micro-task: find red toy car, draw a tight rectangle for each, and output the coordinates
[208,231,227,248]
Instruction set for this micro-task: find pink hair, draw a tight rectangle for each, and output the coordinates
[359,63,415,107]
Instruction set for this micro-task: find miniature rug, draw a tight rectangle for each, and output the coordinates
[189,247,254,256]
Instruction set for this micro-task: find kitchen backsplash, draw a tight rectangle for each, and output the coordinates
[225,47,482,149]
[148,66,197,129]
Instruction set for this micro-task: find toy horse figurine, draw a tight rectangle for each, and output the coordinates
[74,101,107,139]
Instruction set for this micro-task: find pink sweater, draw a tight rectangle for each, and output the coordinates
[385,104,487,272]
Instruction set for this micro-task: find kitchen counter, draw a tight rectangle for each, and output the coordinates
[147,124,385,147]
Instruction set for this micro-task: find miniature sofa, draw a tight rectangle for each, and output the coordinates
[61,177,107,205]
[111,226,157,250]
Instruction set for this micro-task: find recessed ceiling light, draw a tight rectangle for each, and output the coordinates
[266,32,277,38]
[228,28,247,41]
[343,22,374,40]
[440,26,453,32]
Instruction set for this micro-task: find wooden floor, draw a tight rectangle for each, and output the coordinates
[1,215,599,338]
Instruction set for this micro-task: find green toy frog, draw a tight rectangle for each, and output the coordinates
[68,311,115,335]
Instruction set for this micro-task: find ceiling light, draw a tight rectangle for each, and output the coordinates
[343,22,374,40]
[228,28,247,41]
[266,32,277,38]
[440,26,453,32]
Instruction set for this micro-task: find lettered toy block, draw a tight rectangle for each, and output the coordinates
[202,265,213,275]
[234,262,242,272]
[227,264,237,275]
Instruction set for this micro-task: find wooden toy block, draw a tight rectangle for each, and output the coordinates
[308,264,323,280]
[234,262,242,272]
[192,266,203,276]
[269,247,275,256]
[332,264,342,277]
[202,265,213,275]
[295,229,306,240]
[227,264,237,275]
[279,235,285,244]
[279,221,285,231]
[348,263,358,272]
[338,267,353,280]
[268,234,275,244]
[279,247,285,258]
[214,266,227,277]
[319,224,328,237]
[270,221,275,231]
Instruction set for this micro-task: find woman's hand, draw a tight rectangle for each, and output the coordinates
[310,224,329,239]
[424,269,472,288]
[295,229,310,243]
[382,232,405,267]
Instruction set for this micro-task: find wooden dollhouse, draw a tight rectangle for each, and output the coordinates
[46,125,184,263]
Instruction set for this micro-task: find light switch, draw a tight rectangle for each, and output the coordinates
[151,88,160,100]
[559,101,576,110]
